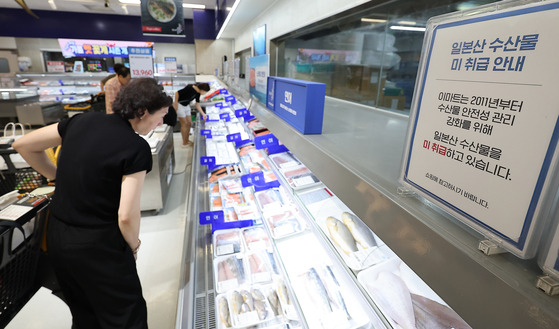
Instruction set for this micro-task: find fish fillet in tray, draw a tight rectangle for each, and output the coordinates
[254,187,291,212]
[213,229,244,257]
[262,207,306,240]
[278,165,321,191]
[357,258,472,329]
[242,226,272,251]
[299,188,388,270]
[215,255,248,294]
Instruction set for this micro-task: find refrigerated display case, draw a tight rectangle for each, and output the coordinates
[177,83,559,329]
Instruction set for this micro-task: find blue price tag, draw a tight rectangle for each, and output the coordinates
[219,88,229,95]
[200,156,216,166]
[201,129,212,136]
[215,102,224,108]
[220,113,231,122]
[241,172,265,187]
[226,132,241,142]
[225,95,235,102]
[235,109,248,118]
[255,134,279,149]
[199,210,224,225]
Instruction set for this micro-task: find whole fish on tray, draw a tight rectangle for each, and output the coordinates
[218,296,231,327]
[326,216,358,254]
[342,212,378,249]
[324,266,351,320]
[303,267,333,313]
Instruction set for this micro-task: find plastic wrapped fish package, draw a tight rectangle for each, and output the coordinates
[220,178,244,194]
[209,165,242,184]
[227,122,251,141]
[246,251,274,284]
[214,255,247,293]
[263,208,306,239]
[255,188,289,212]
[293,265,368,329]
[242,226,272,251]
[206,141,239,165]
[269,152,301,170]
[217,285,276,329]
[213,229,244,257]
[358,258,471,329]
[322,212,387,270]
[277,165,320,190]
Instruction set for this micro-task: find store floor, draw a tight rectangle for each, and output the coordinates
[6,132,193,329]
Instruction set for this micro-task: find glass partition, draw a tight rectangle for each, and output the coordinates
[274,0,499,114]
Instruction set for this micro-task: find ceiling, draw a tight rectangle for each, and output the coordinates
[0,0,275,39]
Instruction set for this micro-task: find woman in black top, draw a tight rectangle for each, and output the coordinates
[173,82,210,146]
[14,78,172,329]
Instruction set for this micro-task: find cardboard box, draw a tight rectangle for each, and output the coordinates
[379,95,406,110]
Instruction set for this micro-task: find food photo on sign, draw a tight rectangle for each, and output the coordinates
[141,0,185,36]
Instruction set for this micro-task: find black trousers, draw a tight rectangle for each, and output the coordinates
[47,215,148,329]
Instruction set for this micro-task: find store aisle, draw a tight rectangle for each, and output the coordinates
[6,132,192,329]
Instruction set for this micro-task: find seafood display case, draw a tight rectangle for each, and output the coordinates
[235,90,559,329]
[178,90,477,329]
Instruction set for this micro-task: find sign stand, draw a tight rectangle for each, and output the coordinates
[536,275,559,296]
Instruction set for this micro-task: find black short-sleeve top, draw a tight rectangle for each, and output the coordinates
[176,84,200,106]
[50,113,152,227]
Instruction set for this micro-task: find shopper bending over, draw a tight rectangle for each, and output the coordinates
[173,82,210,146]
[105,66,131,114]
[13,78,172,329]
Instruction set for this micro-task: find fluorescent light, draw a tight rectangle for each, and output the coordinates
[226,7,232,11]
[398,20,417,25]
[119,0,139,4]
[183,3,205,9]
[216,0,240,39]
[390,25,426,32]
[0,89,28,92]
[121,4,129,14]
[48,0,57,10]
[361,18,386,23]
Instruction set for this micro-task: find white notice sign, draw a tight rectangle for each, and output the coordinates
[401,1,559,258]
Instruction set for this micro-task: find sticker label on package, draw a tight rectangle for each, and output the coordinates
[252,271,272,283]
[236,311,260,326]
[216,244,235,255]
[218,279,238,293]
[292,175,316,187]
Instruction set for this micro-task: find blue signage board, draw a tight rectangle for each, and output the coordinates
[272,77,326,135]
[267,76,276,111]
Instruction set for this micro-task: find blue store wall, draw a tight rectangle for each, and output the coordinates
[0,8,217,43]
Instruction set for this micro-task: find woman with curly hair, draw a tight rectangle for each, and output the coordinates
[13,78,172,329]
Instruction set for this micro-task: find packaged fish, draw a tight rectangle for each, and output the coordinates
[221,192,245,208]
[220,178,244,194]
[269,152,301,170]
[281,165,320,190]
[216,293,233,329]
[273,279,298,321]
[223,207,239,223]
[264,208,305,239]
[210,196,223,211]
[209,182,221,196]
[246,251,273,284]
[213,229,243,257]
[214,255,247,293]
[242,226,272,251]
[322,213,386,270]
[238,144,256,157]
[294,266,356,329]
[255,189,284,211]
[228,286,275,328]
[234,204,260,221]
[209,166,229,183]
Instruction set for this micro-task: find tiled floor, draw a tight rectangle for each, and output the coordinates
[6,132,192,329]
